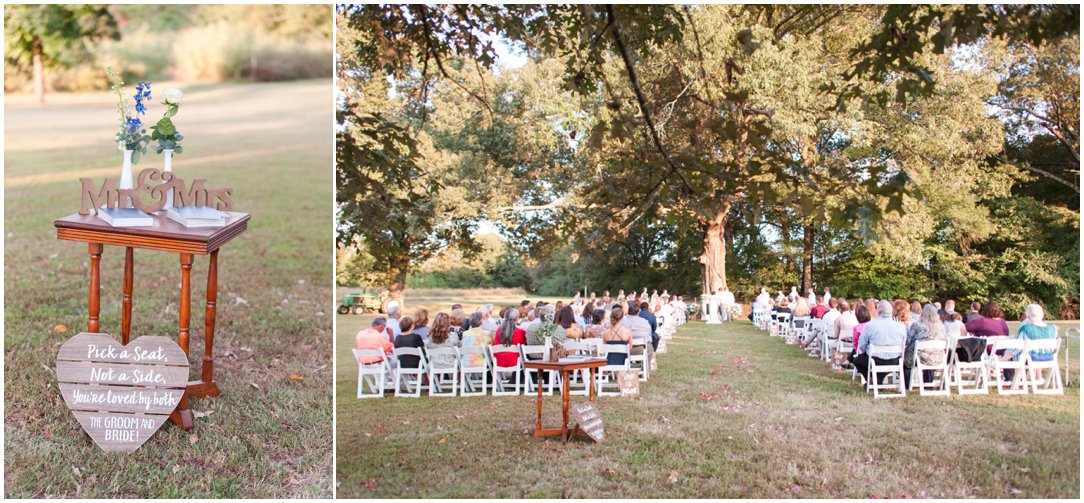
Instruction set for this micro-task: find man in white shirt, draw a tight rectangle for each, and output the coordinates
[385,304,402,341]
[479,304,498,336]
[805,297,841,351]
[806,288,816,308]
[853,300,906,387]
[822,288,832,306]
[720,287,736,322]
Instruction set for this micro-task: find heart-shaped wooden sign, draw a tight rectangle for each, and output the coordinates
[56,333,189,453]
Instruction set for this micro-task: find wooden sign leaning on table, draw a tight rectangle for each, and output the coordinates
[79,168,233,215]
[570,402,605,442]
[56,332,190,453]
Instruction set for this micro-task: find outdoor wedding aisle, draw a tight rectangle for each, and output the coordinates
[336,307,1079,498]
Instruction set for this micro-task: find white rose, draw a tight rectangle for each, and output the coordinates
[164,88,184,105]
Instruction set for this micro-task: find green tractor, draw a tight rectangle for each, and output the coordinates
[337,292,393,315]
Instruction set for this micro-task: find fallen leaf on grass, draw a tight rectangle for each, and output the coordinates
[364,432,372,438]
[172,465,180,474]
[192,410,214,419]
[288,374,304,381]
[188,434,198,445]
[668,470,679,484]
[365,479,378,491]
[54,324,67,333]
[72,466,81,477]
[41,364,53,373]
[249,382,260,390]
[437,438,446,445]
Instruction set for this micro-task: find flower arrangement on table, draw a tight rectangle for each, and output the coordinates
[106,67,185,162]
[151,88,185,154]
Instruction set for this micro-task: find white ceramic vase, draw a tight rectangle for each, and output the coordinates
[119,149,134,208]
[162,149,174,210]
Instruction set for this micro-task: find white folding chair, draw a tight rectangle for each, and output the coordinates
[582,337,602,357]
[425,347,459,397]
[1025,338,1064,395]
[521,344,556,396]
[351,348,390,398]
[951,337,989,395]
[628,340,650,381]
[488,344,523,396]
[392,347,427,397]
[788,316,809,345]
[909,339,950,396]
[774,313,792,338]
[596,343,630,397]
[867,344,906,398]
[456,346,490,396]
[987,338,1029,395]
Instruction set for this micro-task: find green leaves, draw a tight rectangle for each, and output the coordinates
[155,117,176,137]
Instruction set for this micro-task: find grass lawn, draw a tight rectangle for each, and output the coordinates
[5,80,333,498]
[336,292,1079,498]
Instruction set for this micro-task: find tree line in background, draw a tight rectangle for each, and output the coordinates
[4,4,332,104]
[336,4,1079,319]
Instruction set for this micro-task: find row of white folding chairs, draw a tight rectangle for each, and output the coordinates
[864,336,1064,398]
[353,338,651,398]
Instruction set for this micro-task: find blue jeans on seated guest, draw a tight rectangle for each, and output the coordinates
[651,332,660,351]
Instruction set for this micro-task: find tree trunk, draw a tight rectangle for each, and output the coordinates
[700,206,731,295]
[802,224,814,291]
[32,37,45,106]
[386,264,408,308]
[780,212,792,272]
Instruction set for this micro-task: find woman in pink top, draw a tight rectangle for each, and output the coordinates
[851,304,872,353]
[492,308,527,367]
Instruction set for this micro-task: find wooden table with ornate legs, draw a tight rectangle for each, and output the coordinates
[523,358,606,441]
[55,211,250,430]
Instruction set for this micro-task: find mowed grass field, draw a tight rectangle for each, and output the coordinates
[336,292,1079,498]
[5,80,333,498]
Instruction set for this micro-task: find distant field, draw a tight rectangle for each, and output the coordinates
[5,80,333,498]
[336,292,1079,498]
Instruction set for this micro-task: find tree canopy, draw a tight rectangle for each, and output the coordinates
[336,4,1080,318]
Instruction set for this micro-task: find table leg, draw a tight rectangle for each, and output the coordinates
[589,367,596,403]
[121,247,133,344]
[88,243,102,333]
[561,370,570,441]
[171,253,195,430]
[535,367,544,436]
[202,249,218,384]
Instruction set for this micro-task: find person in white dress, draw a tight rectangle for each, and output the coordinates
[823,288,832,306]
[806,288,816,308]
[707,289,723,324]
[788,286,799,305]
[720,287,736,322]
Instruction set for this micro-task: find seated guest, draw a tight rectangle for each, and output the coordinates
[849,303,873,360]
[852,300,907,387]
[577,303,593,329]
[775,299,792,315]
[942,299,958,321]
[355,317,393,363]
[622,302,654,359]
[459,312,488,367]
[965,301,1010,337]
[526,305,567,346]
[412,309,431,340]
[910,301,922,318]
[943,312,966,340]
[639,301,660,351]
[385,305,402,339]
[557,305,583,340]
[479,304,498,335]
[793,297,811,317]
[810,296,829,319]
[893,299,912,326]
[835,300,859,345]
[803,297,839,350]
[518,300,531,320]
[585,309,607,338]
[393,316,424,368]
[964,302,983,323]
[997,304,1058,381]
[602,306,633,366]
[425,312,459,369]
[904,304,947,388]
[492,309,527,367]
[450,309,467,341]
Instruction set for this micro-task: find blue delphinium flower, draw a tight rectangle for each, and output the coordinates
[133,81,152,115]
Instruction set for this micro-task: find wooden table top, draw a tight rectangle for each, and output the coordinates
[524,358,606,371]
[55,211,250,255]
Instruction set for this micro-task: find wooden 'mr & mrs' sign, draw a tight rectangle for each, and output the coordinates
[79,168,233,215]
[57,333,189,453]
